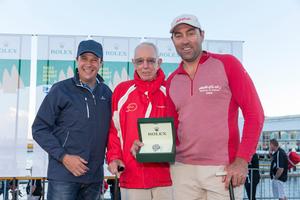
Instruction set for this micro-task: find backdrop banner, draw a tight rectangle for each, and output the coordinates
[0,34,31,176]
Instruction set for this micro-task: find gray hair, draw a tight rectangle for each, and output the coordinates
[134,42,159,58]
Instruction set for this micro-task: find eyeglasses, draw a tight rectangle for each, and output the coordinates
[133,57,157,66]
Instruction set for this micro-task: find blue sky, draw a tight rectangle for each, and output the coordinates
[1,0,300,116]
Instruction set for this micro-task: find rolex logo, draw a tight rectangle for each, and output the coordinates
[154,126,159,132]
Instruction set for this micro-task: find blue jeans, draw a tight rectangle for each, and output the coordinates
[47,180,101,200]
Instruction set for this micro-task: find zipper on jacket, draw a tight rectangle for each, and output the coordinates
[185,62,200,96]
[144,91,152,118]
[85,97,90,118]
[62,131,70,147]
[191,79,194,96]
[144,91,149,99]
[76,83,97,112]
[92,94,96,105]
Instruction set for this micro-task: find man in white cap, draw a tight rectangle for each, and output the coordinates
[166,14,265,199]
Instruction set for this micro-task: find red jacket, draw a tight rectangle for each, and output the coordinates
[106,69,172,189]
[166,51,264,164]
[288,151,300,169]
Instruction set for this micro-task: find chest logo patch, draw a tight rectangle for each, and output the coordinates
[126,103,138,112]
[199,85,222,95]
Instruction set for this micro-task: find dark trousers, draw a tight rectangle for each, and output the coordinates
[245,181,258,200]
[47,180,101,200]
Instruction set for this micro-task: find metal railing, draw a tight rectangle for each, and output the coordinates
[0,177,46,200]
[1,170,300,200]
[243,167,300,199]
[0,176,114,200]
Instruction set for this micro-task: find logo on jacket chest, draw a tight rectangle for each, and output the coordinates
[126,103,138,112]
[199,84,222,95]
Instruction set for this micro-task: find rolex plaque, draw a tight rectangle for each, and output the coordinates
[136,117,175,163]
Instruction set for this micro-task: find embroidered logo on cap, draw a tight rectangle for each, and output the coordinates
[176,17,192,23]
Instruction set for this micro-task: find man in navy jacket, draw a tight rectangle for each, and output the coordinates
[32,40,112,200]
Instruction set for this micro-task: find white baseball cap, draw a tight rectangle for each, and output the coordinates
[170,14,202,33]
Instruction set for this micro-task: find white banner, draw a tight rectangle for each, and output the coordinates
[145,37,181,63]
[143,38,243,62]
[98,36,141,89]
[37,35,88,60]
[127,37,142,78]
[0,34,31,177]
[0,34,31,59]
[102,36,129,62]
[128,37,142,61]
[204,40,243,62]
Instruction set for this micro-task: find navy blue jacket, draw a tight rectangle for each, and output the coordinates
[32,71,112,183]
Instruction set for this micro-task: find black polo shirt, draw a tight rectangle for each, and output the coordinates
[270,147,288,182]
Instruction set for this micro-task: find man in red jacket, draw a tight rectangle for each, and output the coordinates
[106,42,172,200]
[166,14,264,200]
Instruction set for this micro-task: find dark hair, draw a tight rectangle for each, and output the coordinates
[270,138,279,147]
[171,28,203,39]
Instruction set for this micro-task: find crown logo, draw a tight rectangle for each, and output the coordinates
[114,44,119,50]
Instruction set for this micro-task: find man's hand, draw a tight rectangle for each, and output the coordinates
[108,159,125,178]
[223,157,248,189]
[130,140,144,158]
[62,154,89,177]
[275,168,284,179]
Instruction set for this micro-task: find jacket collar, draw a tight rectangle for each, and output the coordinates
[133,68,165,95]
[177,51,210,74]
